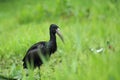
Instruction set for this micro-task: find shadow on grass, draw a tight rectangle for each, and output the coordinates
[0,75,17,80]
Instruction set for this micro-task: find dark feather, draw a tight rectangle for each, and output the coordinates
[22,24,63,69]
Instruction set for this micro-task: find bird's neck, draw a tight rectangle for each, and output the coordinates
[50,33,56,42]
[49,33,57,53]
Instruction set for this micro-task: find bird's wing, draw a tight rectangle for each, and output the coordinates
[22,41,46,61]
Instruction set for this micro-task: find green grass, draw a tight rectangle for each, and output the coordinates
[0,0,120,80]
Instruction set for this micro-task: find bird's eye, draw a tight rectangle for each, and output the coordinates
[57,28,60,31]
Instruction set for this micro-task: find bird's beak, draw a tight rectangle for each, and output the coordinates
[56,28,64,43]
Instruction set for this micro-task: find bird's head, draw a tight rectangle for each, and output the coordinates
[50,24,64,43]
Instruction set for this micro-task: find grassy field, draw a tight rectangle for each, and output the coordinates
[0,0,120,80]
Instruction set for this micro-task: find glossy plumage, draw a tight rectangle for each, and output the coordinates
[22,24,64,69]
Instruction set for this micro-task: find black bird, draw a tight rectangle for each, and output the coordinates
[22,24,64,69]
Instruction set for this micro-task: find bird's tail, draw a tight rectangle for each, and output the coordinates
[23,61,27,69]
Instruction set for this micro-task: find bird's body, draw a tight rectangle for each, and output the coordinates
[22,24,64,69]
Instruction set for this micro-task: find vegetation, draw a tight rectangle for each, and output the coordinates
[0,0,120,80]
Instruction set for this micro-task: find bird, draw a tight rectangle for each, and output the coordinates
[22,24,64,69]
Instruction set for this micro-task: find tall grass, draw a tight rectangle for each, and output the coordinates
[0,0,120,80]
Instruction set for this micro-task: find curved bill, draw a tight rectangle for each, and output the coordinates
[56,28,64,43]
